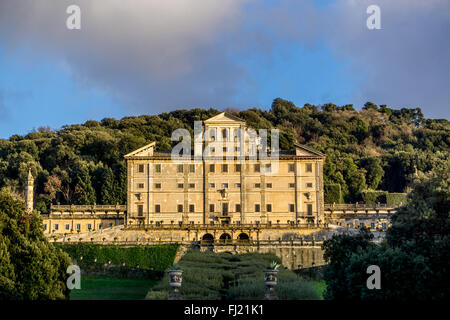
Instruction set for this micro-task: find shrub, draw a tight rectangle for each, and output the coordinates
[386,193,407,206]
[361,190,387,204]
[227,278,320,300]
[324,184,343,204]
[146,250,318,300]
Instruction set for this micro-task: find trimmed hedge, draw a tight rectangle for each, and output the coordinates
[146,250,320,300]
[324,184,343,204]
[386,193,407,206]
[361,190,387,205]
[55,243,178,271]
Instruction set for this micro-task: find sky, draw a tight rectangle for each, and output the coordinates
[0,0,449,138]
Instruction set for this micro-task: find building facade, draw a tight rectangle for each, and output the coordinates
[125,112,326,227]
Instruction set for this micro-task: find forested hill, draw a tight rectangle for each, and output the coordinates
[0,98,448,212]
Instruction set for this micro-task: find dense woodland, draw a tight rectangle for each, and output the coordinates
[0,98,448,212]
[322,164,449,300]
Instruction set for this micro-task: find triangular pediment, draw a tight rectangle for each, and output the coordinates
[294,143,325,157]
[204,112,245,124]
[124,142,156,158]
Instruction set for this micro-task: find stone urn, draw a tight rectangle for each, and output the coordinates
[168,269,183,300]
[264,269,279,300]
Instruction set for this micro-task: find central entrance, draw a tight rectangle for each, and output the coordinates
[222,203,228,216]
[219,202,230,225]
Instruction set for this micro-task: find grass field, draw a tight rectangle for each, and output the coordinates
[312,280,327,300]
[70,276,157,300]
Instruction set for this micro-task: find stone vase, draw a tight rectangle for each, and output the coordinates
[264,269,279,300]
[168,270,183,300]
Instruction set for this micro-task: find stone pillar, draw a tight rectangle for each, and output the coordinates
[25,168,34,212]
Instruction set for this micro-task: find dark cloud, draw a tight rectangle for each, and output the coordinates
[0,0,448,118]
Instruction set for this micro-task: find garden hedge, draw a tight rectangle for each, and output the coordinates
[55,243,178,271]
[324,184,343,204]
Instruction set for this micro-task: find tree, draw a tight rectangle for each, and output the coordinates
[70,160,96,205]
[0,189,71,299]
[360,157,384,190]
[322,164,450,300]
[322,228,374,300]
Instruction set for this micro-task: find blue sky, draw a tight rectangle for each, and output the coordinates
[0,0,448,138]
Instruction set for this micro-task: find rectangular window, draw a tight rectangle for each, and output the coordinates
[236,204,241,212]
[54,224,59,230]
[235,147,240,152]
[65,224,70,230]
[254,183,260,188]
[189,183,195,189]
[265,163,272,173]
[177,164,184,173]
[235,183,241,188]
[87,224,92,230]
[177,183,184,189]
[255,204,260,212]
[189,164,195,173]
[209,204,215,212]
[307,204,313,216]
[76,224,81,231]
[306,163,313,172]
[371,222,375,229]
[289,183,295,188]
[155,164,161,173]
[138,164,144,173]
[177,205,183,213]
[267,204,272,212]
[155,204,161,213]
[210,183,215,188]
[288,163,295,172]
[137,205,144,216]
[209,164,215,173]
[210,147,215,153]
[189,204,195,213]
[289,204,295,212]
[254,164,260,172]
[222,164,228,172]
[223,147,227,152]
[222,203,228,216]
[155,183,161,189]
[43,224,47,230]
[266,183,272,188]
[306,183,313,188]
[222,183,228,188]
[137,183,144,189]
[235,164,241,172]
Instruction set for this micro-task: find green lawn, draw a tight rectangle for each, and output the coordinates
[70,276,157,300]
[311,280,327,300]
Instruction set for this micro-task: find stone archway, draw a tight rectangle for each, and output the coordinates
[237,233,249,241]
[219,233,232,243]
[201,233,214,243]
